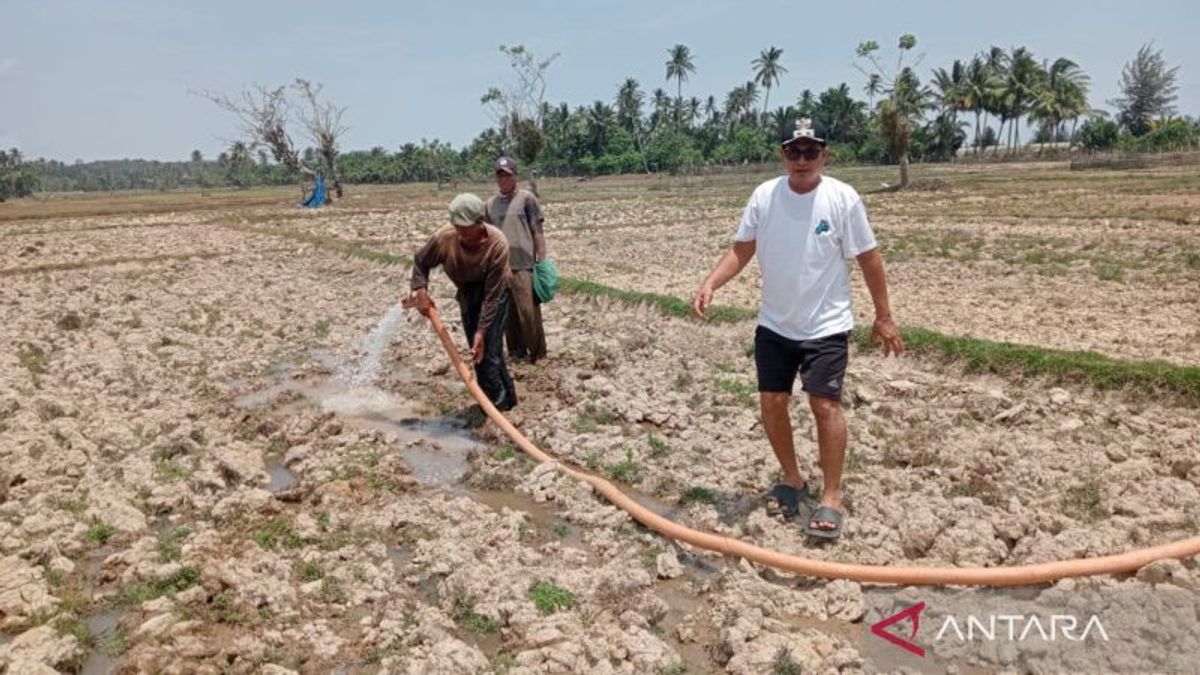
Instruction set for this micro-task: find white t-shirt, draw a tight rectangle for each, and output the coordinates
[734,175,877,341]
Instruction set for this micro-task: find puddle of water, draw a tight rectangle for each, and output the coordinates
[81,610,123,675]
[235,351,480,491]
[387,544,412,570]
[265,454,298,493]
[471,489,586,549]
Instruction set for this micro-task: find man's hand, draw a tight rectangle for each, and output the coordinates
[402,288,434,317]
[871,315,904,357]
[471,330,485,364]
[692,284,714,319]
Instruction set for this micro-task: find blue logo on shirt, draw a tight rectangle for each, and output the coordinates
[815,219,831,235]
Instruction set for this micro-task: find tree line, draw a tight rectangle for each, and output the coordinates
[7,40,1194,196]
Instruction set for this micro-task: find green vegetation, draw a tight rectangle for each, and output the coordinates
[528,581,575,615]
[679,486,719,506]
[855,326,1200,402]
[116,565,201,607]
[606,449,641,484]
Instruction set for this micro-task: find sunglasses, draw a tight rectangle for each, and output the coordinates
[783,144,823,161]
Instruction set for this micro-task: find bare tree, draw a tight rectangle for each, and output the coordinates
[480,44,559,195]
[195,84,313,195]
[293,78,349,198]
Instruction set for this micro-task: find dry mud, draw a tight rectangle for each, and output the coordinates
[1,174,1197,673]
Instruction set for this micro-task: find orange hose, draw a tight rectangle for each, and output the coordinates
[422,307,1200,587]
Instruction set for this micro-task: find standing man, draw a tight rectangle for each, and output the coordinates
[485,156,548,364]
[692,119,903,541]
[406,193,518,411]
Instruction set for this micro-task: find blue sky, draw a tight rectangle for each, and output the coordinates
[1,0,1196,161]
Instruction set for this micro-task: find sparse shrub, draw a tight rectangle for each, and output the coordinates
[678,486,718,506]
[529,581,575,614]
[606,449,640,483]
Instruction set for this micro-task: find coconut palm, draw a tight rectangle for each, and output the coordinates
[864,73,882,110]
[1001,47,1044,153]
[751,46,788,122]
[615,78,644,133]
[665,44,696,127]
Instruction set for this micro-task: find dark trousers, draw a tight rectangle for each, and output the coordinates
[505,269,547,362]
[457,283,517,411]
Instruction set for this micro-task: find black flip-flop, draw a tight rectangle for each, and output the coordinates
[803,505,845,541]
[764,483,810,521]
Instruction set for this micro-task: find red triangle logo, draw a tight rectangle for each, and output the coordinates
[869,601,927,657]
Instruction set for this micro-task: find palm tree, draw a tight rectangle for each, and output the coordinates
[1002,47,1044,153]
[686,97,701,129]
[751,46,788,122]
[982,47,1008,154]
[650,88,672,131]
[703,95,719,125]
[665,44,696,128]
[961,56,999,154]
[615,78,644,133]
[1047,57,1090,143]
[931,60,966,121]
[796,89,816,118]
[864,73,882,110]
[585,101,615,155]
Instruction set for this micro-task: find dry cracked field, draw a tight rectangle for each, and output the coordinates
[1,161,1198,674]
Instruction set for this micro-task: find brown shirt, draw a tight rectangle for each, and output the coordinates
[485,189,544,271]
[410,224,511,335]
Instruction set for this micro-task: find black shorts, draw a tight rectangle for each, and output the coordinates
[754,325,850,400]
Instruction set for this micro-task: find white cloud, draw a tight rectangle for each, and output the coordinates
[0,57,18,76]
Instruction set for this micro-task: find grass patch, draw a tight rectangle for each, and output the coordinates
[1093,262,1125,282]
[453,596,502,634]
[559,277,754,323]
[606,449,640,484]
[528,581,575,615]
[319,577,347,604]
[17,342,48,381]
[496,445,516,461]
[154,457,191,482]
[252,518,305,551]
[96,627,127,657]
[294,561,325,582]
[1062,473,1104,522]
[715,377,756,408]
[575,403,617,433]
[116,565,201,607]
[551,522,570,538]
[678,486,719,506]
[86,520,117,546]
[647,435,668,458]
[42,566,65,587]
[314,319,331,338]
[52,493,88,516]
[156,527,190,562]
[772,646,802,675]
[855,326,1200,404]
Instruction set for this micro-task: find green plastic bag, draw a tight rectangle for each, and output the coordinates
[532,258,560,304]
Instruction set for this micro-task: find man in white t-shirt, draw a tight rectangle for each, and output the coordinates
[692,118,903,541]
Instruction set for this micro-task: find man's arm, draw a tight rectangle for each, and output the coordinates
[692,240,756,318]
[405,233,443,316]
[855,247,903,356]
